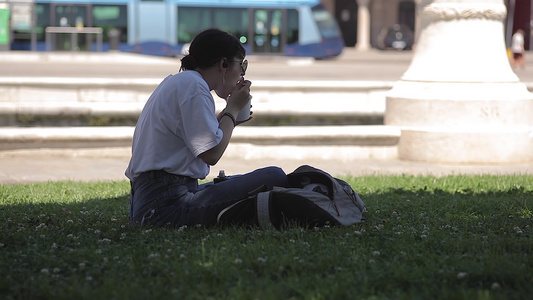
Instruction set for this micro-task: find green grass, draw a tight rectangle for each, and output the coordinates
[1,175,532,300]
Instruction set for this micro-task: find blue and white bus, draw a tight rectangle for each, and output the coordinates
[13,0,344,58]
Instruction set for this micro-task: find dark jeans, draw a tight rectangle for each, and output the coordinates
[129,166,289,227]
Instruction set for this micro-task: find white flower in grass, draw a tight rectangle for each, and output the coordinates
[67,219,74,224]
[373,251,380,256]
[234,258,243,265]
[457,272,468,279]
[257,257,267,263]
[36,223,47,230]
[353,230,362,236]
[514,227,523,235]
[40,268,49,274]
[491,282,501,290]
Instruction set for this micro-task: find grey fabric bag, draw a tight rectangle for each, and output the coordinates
[217,165,366,229]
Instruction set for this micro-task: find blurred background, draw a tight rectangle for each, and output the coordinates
[0,0,529,57]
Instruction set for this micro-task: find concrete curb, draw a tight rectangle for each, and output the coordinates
[0,125,400,144]
[0,125,401,161]
[0,125,401,156]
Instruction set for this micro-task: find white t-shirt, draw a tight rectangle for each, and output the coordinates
[125,71,223,180]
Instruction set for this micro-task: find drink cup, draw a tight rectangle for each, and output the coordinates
[236,96,252,122]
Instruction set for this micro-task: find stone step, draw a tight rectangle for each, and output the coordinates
[0,100,385,126]
[0,125,401,160]
[3,77,532,126]
[0,78,391,126]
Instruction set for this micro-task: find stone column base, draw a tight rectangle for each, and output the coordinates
[385,80,533,163]
[399,126,533,164]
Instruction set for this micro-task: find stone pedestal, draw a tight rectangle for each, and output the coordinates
[385,0,533,164]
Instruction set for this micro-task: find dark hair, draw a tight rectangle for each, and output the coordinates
[180,28,246,71]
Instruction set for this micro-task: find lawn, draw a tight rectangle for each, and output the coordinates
[1,175,532,300]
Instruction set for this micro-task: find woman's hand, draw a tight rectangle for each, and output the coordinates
[226,78,252,115]
[220,77,253,125]
[218,103,253,125]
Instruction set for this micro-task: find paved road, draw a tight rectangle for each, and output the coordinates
[2,48,533,82]
[0,48,411,81]
[1,48,533,184]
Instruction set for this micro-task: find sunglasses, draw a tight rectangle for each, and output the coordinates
[229,59,248,75]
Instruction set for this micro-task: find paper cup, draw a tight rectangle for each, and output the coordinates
[236,96,252,122]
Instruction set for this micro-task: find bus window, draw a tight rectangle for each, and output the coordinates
[253,9,268,52]
[270,10,282,52]
[213,8,248,45]
[311,5,341,39]
[252,9,283,54]
[286,9,299,45]
[92,5,128,43]
[177,7,211,43]
[51,4,90,50]
[35,4,50,42]
[177,7,247,45]
[53,5,89,28]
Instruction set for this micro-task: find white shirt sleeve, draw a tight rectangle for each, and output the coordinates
[179,90,223,157]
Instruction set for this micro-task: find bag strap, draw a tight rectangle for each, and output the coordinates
[256,192,273,229]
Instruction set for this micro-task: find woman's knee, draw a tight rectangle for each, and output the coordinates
[254,166,289,187]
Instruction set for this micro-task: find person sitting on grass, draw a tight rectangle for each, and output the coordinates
[125,28,289,227]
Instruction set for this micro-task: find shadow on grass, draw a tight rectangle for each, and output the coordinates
[1,179,532,299]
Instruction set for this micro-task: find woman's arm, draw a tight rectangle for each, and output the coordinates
[198,109,238,165]
[198,80,251,165]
